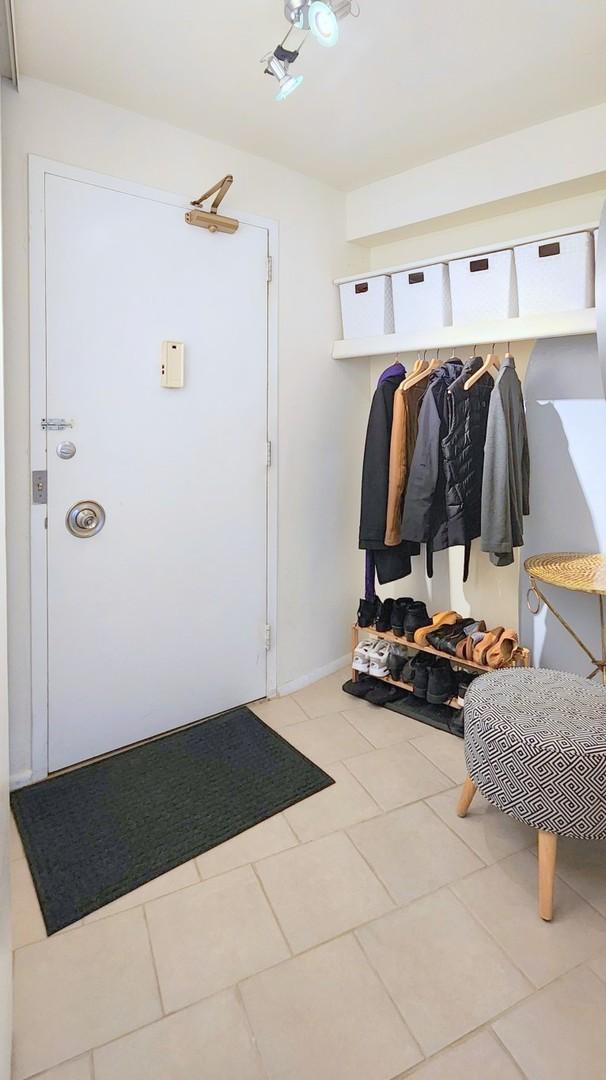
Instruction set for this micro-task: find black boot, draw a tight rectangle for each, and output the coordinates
[386,644,408,681]
[391,597,413,637]
[426,660,457,705]
[376,598,395,633]
[412,654,434,699]
[357,597,379,628]
[404,602,432,642]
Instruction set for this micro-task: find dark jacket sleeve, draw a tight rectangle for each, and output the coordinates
[522,414,530,517]
[359,382,393,550]
[400,388,441,543]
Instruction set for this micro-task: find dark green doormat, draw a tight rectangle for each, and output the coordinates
[11,706,334,935]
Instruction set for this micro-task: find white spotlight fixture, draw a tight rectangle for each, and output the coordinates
[308,2,339,47]
[262,44,305,101]
[263,0,359,100]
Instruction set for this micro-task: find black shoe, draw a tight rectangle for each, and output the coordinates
[427,619,474,655]
[365,682,407,706]
[357,597,379,628]
[412,654,434,699]
[400,656,416,684]
[456,671,481,706]
[342,675,379,699]
[376,598,395,633]
[404,602,431,643]
[426,660,457,704]
[449,708,464,738]
[391,597,414,637]
[386,644,408,681]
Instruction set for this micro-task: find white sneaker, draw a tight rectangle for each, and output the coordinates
[353,639,375,673]
[369,641,390,678]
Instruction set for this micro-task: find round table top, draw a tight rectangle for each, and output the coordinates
[524,552,606,596]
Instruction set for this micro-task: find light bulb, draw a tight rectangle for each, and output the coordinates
[308,1,339,47]
[276,72,304,100]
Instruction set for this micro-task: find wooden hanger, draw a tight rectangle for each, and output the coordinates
[401,348,440,391]
[412,351,425,376]
[464,343,500,391]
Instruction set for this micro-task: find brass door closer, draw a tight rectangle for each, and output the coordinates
[185,175,239,235]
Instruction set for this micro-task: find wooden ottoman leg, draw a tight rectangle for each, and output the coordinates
[457,777,477,818]
[538,830,558,921]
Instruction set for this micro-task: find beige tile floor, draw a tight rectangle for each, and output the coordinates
[10,667,606,1079]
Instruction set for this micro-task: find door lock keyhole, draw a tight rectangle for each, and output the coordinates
[66,501,106,538]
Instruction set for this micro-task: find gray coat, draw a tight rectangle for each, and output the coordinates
[480,356,530,566]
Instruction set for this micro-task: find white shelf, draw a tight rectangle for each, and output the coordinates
[332,307,597,360]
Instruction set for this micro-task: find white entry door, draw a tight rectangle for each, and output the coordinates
[40,171,270,771]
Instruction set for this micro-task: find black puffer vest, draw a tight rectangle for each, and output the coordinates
[441,358,493,560]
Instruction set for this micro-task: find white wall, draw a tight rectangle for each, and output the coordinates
[520,335,606,674]
[0,88,12,1080]
[368,190,606,272]
[2,76,370,781]
[347,101,606,244]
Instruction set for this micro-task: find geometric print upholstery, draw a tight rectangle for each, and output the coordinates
[464,669,606,839]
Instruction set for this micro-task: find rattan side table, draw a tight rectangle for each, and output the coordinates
[525,552,606,684]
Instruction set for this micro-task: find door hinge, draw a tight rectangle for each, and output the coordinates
[41,418,73,431]
[266,440,272,467]
[32,470,47,505]
[265,625,272,651]
[267,255,273,283]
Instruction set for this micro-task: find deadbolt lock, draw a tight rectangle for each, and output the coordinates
[66,500,106,538]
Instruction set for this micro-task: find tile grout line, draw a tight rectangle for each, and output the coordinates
[489,1020,531,1077]
[250,861,295,958]
[347,926,427,1065]
[12,871,208,949]
[338,749,460,813]
[234,982,272,1080]
[444,881,541,991]
[141,902,168,1017]
[419,798,491,868]
[354,912,534,1072]
[408,734,467,787]
[330,828,396,907]
[401,1022,528,1079]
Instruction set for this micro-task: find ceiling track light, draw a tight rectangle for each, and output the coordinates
[262,0,360,100]
[262,43,305,101]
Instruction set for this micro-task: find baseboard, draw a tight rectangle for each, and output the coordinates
[9,769,33,791]
[277,653,351,697]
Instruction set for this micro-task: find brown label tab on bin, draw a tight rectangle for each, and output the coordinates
[408,272,425,284]
[470,258,489,272]
[539,242,560,258]
[355,282,369,294]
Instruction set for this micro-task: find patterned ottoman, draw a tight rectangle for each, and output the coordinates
[456,668,606,921]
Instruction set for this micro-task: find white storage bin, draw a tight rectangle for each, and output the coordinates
[339,275,394,339]
[514,232,594,316]
[449,249,518,324]
[392,263,452,334]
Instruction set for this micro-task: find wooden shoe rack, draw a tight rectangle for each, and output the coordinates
[351,624,531,710]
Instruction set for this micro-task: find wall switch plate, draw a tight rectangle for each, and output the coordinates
[161,341,185,388]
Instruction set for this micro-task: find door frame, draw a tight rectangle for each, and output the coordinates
[28,155,279,781]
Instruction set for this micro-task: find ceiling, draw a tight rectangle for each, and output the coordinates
[14,0,606,190]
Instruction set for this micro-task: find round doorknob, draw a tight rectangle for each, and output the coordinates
[66,500,106,538]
